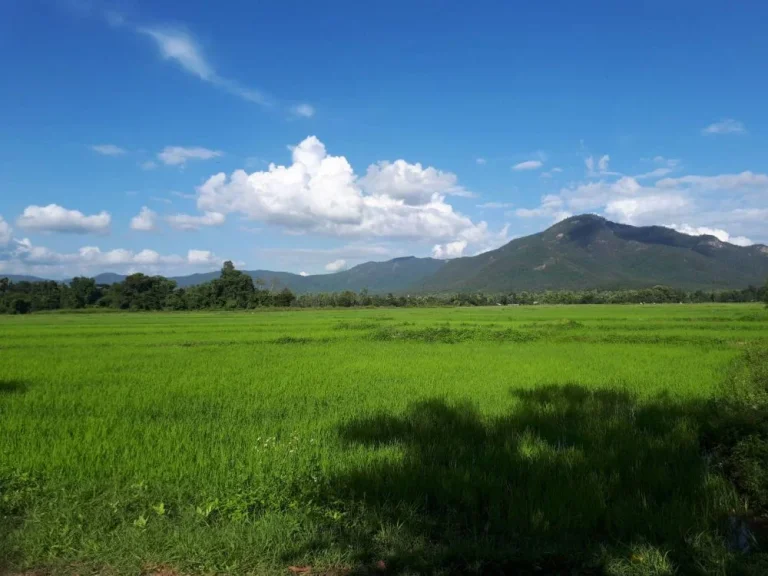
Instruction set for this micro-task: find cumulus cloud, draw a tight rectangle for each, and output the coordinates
[158,146,223,166]
[512,160,543,171]
[299,271,309,276]
[514,166,768,244]
[702,119,746,135]
[166,211,226,231]
[17,204,111,235]
[130,207,158,231]
[605,194,689,225]
[669,224,752,246]
[516,195,572,222]
[292,104,315,118]
[91,144,127,156]
[0,216,12,246]
[194,136,499,252]
[432,240,467,259]
[187,249,219,265]
[325,259,346,272]
[361,159,472,204]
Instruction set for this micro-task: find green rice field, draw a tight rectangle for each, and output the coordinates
[2,304,768,575]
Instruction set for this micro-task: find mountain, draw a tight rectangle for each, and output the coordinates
[4,217,767,293]
[172,257,443,294]
[93,273,127,285]
[0,274,48,283]
[417,214,768,292]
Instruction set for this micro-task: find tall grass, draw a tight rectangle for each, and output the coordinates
[1,304,767,574]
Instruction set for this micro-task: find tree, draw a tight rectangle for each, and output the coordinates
[68,277,100,308]
[274,287,295,307]
[764,279,768,308]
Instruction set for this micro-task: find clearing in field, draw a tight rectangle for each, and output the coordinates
[1,304,768,575]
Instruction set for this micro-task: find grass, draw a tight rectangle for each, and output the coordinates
[1,304,767,575]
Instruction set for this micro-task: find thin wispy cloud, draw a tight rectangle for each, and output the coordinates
[702,118,746,135]
[512,160,543,171]
[292,104,315,118]
[135,24,313,115]
[91,144,126,156]
[158,146,223,166]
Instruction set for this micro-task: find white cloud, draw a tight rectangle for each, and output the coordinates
[140,160,158,171]
[139,27,214,81]
[0,216,11,246]
[634,167,673,180]
[139,26,270,106]
[514,166,768,244]
[360,159,472,204]
[299,271,309,276]
[170,191,196,200]
[195,136,499,253]
[292,104,315,118]
[669,224,752,246]
[512,160,543,171]
[604,194,689,225]
[657,171,768,191]
[702,119,746,135]
[325,259,346,272]
[540,167,563,179]
[586,154,618,177]
[17,204,111,235]
[130,207,158,231]
[166,211,226,231]
[432,240,467,259]
[158,146,223,166]
[516,195,572,222]
[476,158,487,165]
[477,202,514,209]
[1,237,221,276]
[187,249,218,265]
[653,156,680,167]
[91,144,127,156]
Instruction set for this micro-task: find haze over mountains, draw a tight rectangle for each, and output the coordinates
[4,216,768,293]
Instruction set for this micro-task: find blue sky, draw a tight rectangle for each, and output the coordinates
[1,0,767,278]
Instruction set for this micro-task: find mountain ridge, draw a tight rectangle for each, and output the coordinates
[4,216,767,292]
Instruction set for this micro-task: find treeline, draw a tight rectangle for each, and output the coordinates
[1,263,767,314]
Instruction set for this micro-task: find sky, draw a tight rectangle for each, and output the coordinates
[1,0,767,278]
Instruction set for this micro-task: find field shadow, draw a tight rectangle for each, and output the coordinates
[313,385,733,574]
[0,380,27,395]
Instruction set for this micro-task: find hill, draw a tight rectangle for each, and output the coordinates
[0,274,48,283]
[4,217,767,293]
[418,214,768,292]
[105,256,444,294]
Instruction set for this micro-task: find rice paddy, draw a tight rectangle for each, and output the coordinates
[1,304,767,575]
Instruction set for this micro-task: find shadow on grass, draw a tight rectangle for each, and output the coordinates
[308,385,747,574]
[0,380,27,395]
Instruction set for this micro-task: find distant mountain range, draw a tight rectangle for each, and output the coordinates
[4,215,768,293]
